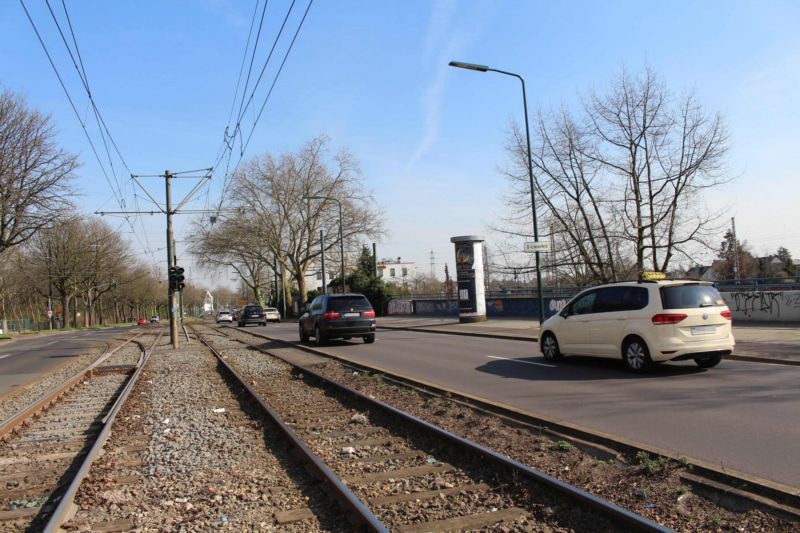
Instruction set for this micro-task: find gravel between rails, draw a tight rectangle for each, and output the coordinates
[65,335,348,531]
[100,342,145,367]
[0,332,148,423]
[210,328,617,532]
[224,326,797,532]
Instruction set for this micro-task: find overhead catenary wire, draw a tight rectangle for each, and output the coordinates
[214,0,314,214]
[21,0,157,265]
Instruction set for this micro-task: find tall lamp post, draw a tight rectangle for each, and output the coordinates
[303,195,345,293]
[448,60,545,325]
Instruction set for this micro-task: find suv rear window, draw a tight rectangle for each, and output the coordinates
[328,296,372,312]
[244,305,263,313]
[660,284,725,310]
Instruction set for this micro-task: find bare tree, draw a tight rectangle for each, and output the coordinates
[587,67,728,272]
[0,89,76,254]
[497,67,728,283]
[226,135,384,308]
[190,216,272,305]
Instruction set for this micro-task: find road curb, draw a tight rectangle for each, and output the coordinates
[378,324,538,343]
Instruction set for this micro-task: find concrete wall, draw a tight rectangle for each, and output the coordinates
[721,290,800,322]
[395,296,569,319]
[387,299,413,315]
[486,296,568,319]
[413,299,459,316]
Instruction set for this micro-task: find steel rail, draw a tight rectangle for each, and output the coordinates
[0,331,144,438]
[44,332,163,532]
[213,325,671,532]
[189,326,388,533]
[231,326,800,513]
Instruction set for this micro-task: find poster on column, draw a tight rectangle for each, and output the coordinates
[455,242,477,314]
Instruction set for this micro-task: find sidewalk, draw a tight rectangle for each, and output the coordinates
[377,316,800,365]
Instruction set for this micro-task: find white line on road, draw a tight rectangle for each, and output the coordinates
[487,355,556,368]
[0,354,11,359]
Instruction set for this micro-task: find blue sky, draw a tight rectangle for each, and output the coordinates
[2,0,798,287]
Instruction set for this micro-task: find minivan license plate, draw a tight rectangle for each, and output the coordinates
[342,312,359,318]
[691,325,714,335]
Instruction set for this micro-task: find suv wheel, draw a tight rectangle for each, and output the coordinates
[315,325,326,346]
[541,332,563,362]
[623,337,653,373]
[694,354,722,368]
[299,323,309,342]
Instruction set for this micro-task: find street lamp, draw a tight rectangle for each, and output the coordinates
[303,195,345,293]
[449,60,546,325]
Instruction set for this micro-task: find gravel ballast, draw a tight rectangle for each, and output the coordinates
[67,335,347,531]
[0,333,146,423]
[212,328,618,531]
[223,326,797,532]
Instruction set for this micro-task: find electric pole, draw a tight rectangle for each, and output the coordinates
[97,166,225,350]
[165,171,179,348]
[320,230,327,295]
[731,217,741,280]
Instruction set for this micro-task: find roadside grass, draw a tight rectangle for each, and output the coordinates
[636,450,669,473]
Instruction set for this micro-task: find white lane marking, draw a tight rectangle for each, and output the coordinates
[46,341,57,345]
[487,355,556,368]
[0,354,11,359]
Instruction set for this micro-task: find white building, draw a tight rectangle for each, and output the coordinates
[203,290,214,313]
[377,257,417,287]
[304,265,339,292]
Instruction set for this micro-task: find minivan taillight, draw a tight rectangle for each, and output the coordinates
[362,310,375,318]
[721,309,732,320]
[322,311,340,320]
[651,313,688,325]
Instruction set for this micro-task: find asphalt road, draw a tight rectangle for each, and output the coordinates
[0,327,133,399]
[235,321,800,489]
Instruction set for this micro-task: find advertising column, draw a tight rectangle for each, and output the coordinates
[450,235,487,323]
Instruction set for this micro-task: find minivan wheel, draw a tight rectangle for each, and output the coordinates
[363,334,375,344]
[694,354,722,368]
[623,337,653,373]
[541,332,563,362]
[315,325,326,346]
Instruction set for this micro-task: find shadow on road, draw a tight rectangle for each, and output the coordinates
[475,355,708,381]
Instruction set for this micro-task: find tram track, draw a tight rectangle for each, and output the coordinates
[220,323,800,530]
[192,324,669,531]
[0,332,159,531]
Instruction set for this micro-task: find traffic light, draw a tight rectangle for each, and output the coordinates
[168,266,185,292]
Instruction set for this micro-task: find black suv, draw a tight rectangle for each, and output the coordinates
[237,304,266,327]
[299,293,376,345]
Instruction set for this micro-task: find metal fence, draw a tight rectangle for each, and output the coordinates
[713,277,800,292]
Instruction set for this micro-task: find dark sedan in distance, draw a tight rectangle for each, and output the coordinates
[299,293,376,344]
[237,304,267,327]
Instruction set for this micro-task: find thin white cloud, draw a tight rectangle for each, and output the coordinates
[407,0,462,171]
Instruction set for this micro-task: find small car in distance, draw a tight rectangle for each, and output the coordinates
[539,274,734,373]
[137,317,148,326]
[238,304,266,327]
[299,293,376,345]
[150,315,160,324]
[264,307,281,323]
[216,310,233,323]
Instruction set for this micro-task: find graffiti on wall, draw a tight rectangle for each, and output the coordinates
[387,299,413,315]
[720,290,800,322]
[729,291,782,318]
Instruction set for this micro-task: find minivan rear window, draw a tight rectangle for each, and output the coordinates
[660,284,725,310]
[328,297,372,311]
